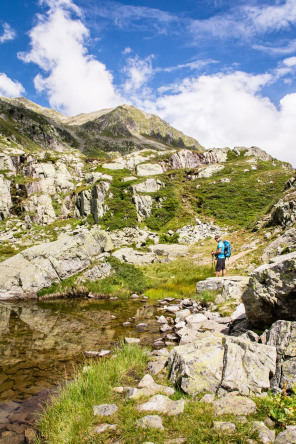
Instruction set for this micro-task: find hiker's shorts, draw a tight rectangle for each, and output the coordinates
[216,258,226,272]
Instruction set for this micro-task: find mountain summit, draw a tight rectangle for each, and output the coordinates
[0,98,203,157]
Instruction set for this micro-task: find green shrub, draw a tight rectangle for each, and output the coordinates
[259,387,296,427]
[159,233,180,243]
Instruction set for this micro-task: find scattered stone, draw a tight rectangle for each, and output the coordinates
[275,425,296,443]
[93,404,118,416]
[252,421,275,444]
[124,338,140,344]
[213,395,257,416]
[213,422,236,433]
[151,349,170,357]
[200,394,215,403]
[122,322,131,326]
[160,323,172,333]
[147,358,167,375]
[84,350,111,358]
[136,395,185,416]
[157,315,168,324]
[94,423,117,433]
[136,415,164,430]
[175,309,191,321]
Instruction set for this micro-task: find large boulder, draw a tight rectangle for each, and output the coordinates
[242,252,296,328]
[112,247,155,265]
[136,163,164,176]
[148,244,189,261]
[0,229,112,300]
[196,276,250,303]
[168,333,276,396]
[262,320,296,390]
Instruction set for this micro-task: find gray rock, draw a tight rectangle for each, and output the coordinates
[169,149,204,170]
[169,334,224,395]
[175,309,191,322]
[198,164,224,178]
[0,229,112,299]
[265,320,296,390]
[124,338,140,344]
[0,176,12,220]
[168,333,276,396]
[269,191,296,228]
[219,336,276,396]
[136,395,185,415]
[200,394,215,403]
[148,244,189,261]
[113,247,155,265]
[252,421,275,444]
[131,178,164,194]
[136,163,164,176]
[275,425,296,443]
[79,263,112,282]
[23,194,56,225]
[93,404,118,416]
[262,228,296,262]
[136,415,164,430]
[132,194,154,221]
[75,181,110,223]
[242,252,296,328]
[147,357,167,375]
[213,395,257,416]
[213,422,236,433]
[94,424,117,433]
[196,276,249,303]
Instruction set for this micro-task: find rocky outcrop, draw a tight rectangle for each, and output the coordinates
[168,333,276,396]
[24,161,74,195]
[0,229,112,299]
[0,177,12,220]
[261,228,296,262]
[131,178,164,221]
[242,252,296,328]
[169,149,205,169]
[75,181,110,223]
[262,320,296,390]
[269,190,296,228]
[234,146,273,161]
[23,194,56,225]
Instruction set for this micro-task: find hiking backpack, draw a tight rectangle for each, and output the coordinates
[223,240,232,258]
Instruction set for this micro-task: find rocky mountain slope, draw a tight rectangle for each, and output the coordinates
[0,98,203,157]
[0,96,295,299]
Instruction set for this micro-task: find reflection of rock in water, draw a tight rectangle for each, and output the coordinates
[135,305,154,320]
[0,301,118,401]
[0,299,159,402]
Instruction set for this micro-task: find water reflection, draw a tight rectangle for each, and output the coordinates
[0,298,160,402]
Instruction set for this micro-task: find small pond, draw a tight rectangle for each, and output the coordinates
[0,297,162,402]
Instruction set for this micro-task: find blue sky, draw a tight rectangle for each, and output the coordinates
[1,0,296,165]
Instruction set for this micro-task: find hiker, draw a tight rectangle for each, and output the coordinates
[212,234,226,277]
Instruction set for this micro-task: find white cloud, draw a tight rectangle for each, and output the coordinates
[253,39,296,55]
[18,0,122,115]
[0,23,16,43]
[122,55,154,94]
[189,0,296,41]
[0,73,25,97]
[145,71,296,166]
[90,2,178,35]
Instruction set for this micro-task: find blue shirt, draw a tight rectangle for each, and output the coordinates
[217,241,225,259]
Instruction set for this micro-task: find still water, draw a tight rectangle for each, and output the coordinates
[0,298,161,402]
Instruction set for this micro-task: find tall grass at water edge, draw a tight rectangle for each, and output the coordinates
[36,343,149,444]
